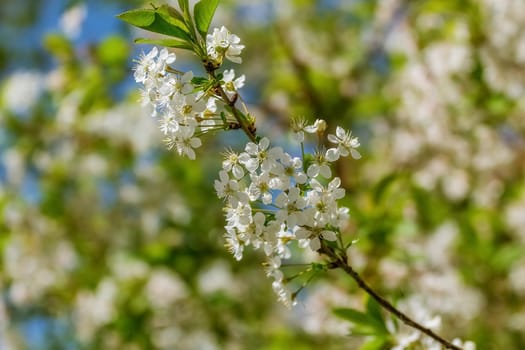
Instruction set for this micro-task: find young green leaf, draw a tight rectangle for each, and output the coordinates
[134,38,193,50]
[365,298,388,334]
[178,0,190,13]
[194,0,220,38]
[191,77,209,85]
[334,307,372,326]
[359,337,389,350]
[117,9,191,42]
[157,5,190,33]
[117,9,156,27]
[333,307,387,334]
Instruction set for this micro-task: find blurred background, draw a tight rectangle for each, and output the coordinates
[1,0,525,349]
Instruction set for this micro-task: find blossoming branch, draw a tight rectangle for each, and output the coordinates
[118,1,473,349]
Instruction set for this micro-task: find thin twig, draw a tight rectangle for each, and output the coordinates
[322,245,462,350]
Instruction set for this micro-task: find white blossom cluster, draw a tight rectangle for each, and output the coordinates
[133,26,245,159]
[214,120,361,306]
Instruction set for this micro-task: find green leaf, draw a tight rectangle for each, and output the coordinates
[117,9,155,27]
[134,38,193,50]
[117,9,191,42]
[366,298,388,334]
[333,307,387,334]
[360,337,388,350]
[334,308,371,325]
[194,0,220,38]
[156,5,190,33]
[178,0,190,13]
[191,77,209,85]
[372,173,398,204]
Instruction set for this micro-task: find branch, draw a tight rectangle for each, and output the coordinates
[322,245,462,350]
[206,69,257,143]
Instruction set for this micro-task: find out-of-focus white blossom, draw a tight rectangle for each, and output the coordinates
[60,3,87,39]
[197,260,237,295]
[145,269,188,308]
[2,71,44,115]
[509,261,525,295]
[75,279,117,341]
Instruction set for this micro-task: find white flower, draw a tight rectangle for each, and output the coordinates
[171,91,206,122]
[295,224,337,251]
[239,137,283,173]
[207,26,245,64]
[214,170,249,207]
[272,278,296,308]
[327,126,361,160]
[275,187,307,228]
[244,212,266,244]
[222,149,245,179]
[307,149,332,178]
[60,3,87,39]
[270,152,307,189]
[3,71,45,115]
[307,177,345,226]
[165,127,201,160]
[134,47,157,83]
[290,118,327,142]
[158,110,179,135]
[222,69,245,99]
[304,119,327,134]
[156,48,176,73]
[224,227,244,261]
[133,47,176,85]
[248,171,273,204]
[225,202,252,228]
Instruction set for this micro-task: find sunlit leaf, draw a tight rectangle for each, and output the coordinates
[194,0,220,38]
[359,337,388,350]
[117,9,191,42]
[134,38,193,50]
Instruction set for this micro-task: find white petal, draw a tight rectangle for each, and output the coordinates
[309,237,321,251]
[259,137,270,151]
[295,173,307,184]
[185,148,196,160]
[327,134,338,143]
[326,148,340,162]
[223,69,234,82]
[219,170,229,182]
[336,126,345,138]
[307,164,319,177]
[320,164,332,178]
[232,164,244,179]
[245,142,258,154]
[329,177,341,190]
[350,148,362,159]
[322,230,337,241]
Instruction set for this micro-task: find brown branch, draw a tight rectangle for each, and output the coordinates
[206,69,257,143]
[321,245,462,350]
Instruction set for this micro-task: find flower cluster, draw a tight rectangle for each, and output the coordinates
[133,26,245,159]
[215,120,361,306]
